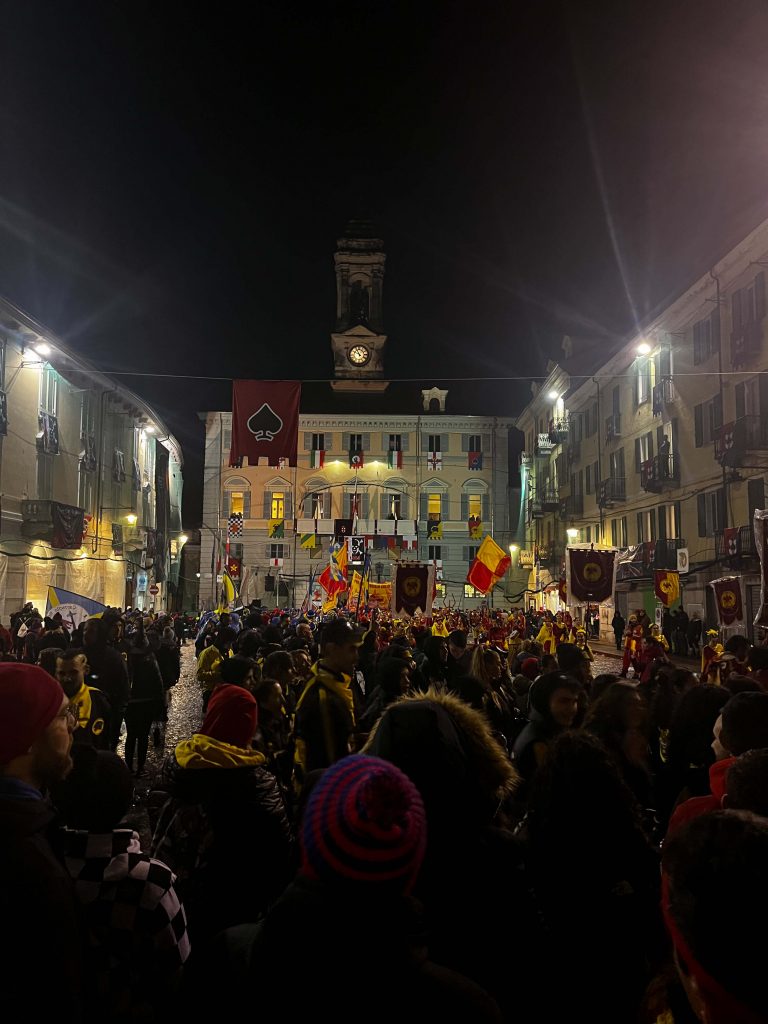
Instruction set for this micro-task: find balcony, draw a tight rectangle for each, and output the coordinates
[548,416,570,444]
[605,413,622,443]
[715,525,759,569]
[714,415,768,467]
[641,453,680,492]
[731,320,763,367]
[598,476,626,507]
[561,494,584,516]
[535,433,555,457]
[649,538,687,570]
[21,500,87,549]
[528,487,560,519]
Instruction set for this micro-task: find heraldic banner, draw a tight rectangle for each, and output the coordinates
[392,562,435,617]
[567,547,617,605]
[229,380,300,467]
[654,569,680,607]
[753,509,768,630]
[710,576,744,626]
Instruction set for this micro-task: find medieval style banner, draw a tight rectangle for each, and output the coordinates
[654,569,680,607]
[753,510,768,630]
[229,380,300,467]
[566,547,617,605]
[710,576,744,626]
[391,562,435,617]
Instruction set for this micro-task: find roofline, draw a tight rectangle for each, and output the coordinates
[0,296,183,466]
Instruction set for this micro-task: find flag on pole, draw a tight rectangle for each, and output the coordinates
[466,536,511,595]
[310,450,325,469]
[387,450,403,469]
[654,569,680,607]
[710,576,744,625]
[349,449,364,469]
[426,451,442,471]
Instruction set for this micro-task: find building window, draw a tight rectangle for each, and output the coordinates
[428,493,442,517]
[388,493,402,518]
[312,433,326,451]
[636,358,654,405]
[586,526,591,543]
[435,583,446,598]
[349,433,363,452]
[693,313,720,365]
[78,470,94,513]
[271,492,285,519]
[311,492,325,518]
[464,583,481,598]
[39,365,58,414]
[428,434,441,452]
[230,492,245,515]
[388,434,402,451]
[467,434,481,451]
[585,464,592,494]
[269,543,285,560]
[223,426,231,451]
[694,394,723,447]
[468,493,482,518]
[428,545,442,560]
[697,489,725,536]
[466,545,480,563]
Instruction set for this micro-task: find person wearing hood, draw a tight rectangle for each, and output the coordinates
[512,671,582,785]
[83,617,130,750]
[363,689,534,1016]
[55,649,112,750]
[151,684,293,949]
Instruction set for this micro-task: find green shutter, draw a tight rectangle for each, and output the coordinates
[242,492,251,518]
[460,494,469,520]
[420,494,428,521]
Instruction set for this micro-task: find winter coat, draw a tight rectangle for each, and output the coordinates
[292,662,355,792]
[208,876,502,1023]
[0,783,82,1022]
[125,649,166,727]
[156,642,181,690]
[84,642,130,712]
[666,756,735,837]
[363,690,535,1015]
[151,735,294,945]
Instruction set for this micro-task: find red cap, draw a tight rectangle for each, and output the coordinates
[0,664,66,765]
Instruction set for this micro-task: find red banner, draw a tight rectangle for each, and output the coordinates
[229,380,300,467]
[568,548,616,603]
[710,576,744,626]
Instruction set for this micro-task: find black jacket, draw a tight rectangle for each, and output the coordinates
[85,642,130,711]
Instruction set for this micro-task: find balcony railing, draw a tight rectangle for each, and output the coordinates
[548,416,570,444]
[714,415,768,466]
[605,413,622,442]
[641,452,680,492]
[598,476,626,507]
[715,525,758,564]
[731,320,763,367]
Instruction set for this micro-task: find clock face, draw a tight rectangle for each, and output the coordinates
[348,344,371,367]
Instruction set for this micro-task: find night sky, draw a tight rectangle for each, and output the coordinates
[2,0,768,524]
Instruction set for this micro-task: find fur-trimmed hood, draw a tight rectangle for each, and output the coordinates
[363,688,519,830]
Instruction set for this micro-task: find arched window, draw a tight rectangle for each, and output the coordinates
[302,477,330,519]
[262,477,292,521]
[419,478,449,522]
[379,477,409,519]
[223,475,252,518]
[461,478,490,522]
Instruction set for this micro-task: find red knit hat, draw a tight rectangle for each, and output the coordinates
[0,664,66,765]
[520,657,540,681]
[200,683,258,748]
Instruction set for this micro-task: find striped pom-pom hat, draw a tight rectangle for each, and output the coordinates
[301,754,427,894]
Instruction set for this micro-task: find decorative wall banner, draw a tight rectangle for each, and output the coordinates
[567,547,617,604]
[392,562,435,617]
[51,502,85,550]
[710,576,744,626]
[229,380,301,467]
[654,569,680,607]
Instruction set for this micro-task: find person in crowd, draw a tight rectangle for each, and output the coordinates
[662,811,768,1024]
[467,645,519,743]
[83,616,130,750]
[156,626,181,691]
[151,684,292,949]
[359,657,411,731]
[292,618,360,794]
[196,626,235,709]
[415,634,449,689]
[253,677,291,773]
[686,611,703,657]
[724,747,768,817]
[590,671,621,703]
[211,754,502,1022]
[518,731,662,1020]
[510,656,539,714]
[748,643,768,690]
[584,680,653,811]
[290,646,312,683]
[55,648,112,749]
[219,654,257,692]
[445,629,472,685]
[612,609,626,651]
[364,692,530,1016]
[52,745,190,1019]
[646,666,696,769]
[0,663,81,1020]
[724,634,751,676]
[512,671,582,784]
[668,690,768,836]
[263,649,299,713]
[125,635,166,775]
[173,612,187,646]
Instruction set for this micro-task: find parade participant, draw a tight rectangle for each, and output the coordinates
[638,624,671,681]
[55,649,112,749]
[574,626,595,662]
[702,629,723,676]
[535,612,555,654]
[552,611,567,647]
[0,663,81,1020]
[620,614,644,677]
[292,618,361,794]
[724,747,768,817]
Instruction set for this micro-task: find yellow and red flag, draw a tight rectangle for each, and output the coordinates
[466,535,511,595]
[654,569,680,607]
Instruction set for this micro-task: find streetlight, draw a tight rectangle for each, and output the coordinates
[509,544,518,554]
[547,390,559,401]
[636,342,651,356]
[179,533,189,545]
[34,342,51,357]
[125,513,137,526]
[567,528,579,540]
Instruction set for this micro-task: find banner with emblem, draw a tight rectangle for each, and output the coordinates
[392,562,435,617]
[753,510,768,630]
[654,569,680,607]
[229,380,300,468]
[468,515,482,539]
[566,547,617,605]
[722,526,739,558]
[710,576,744,626]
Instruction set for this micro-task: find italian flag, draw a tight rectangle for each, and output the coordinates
[387,450,403,469]
[310,450,325,469]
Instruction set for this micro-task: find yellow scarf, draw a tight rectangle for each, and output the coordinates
[175,733,266,769]
[71,683,93,730]
[295,661,356,723]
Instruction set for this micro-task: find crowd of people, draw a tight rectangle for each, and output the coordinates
[2,596,768,1023]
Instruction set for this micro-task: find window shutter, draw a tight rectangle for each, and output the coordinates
[262,491,271,519]
[461,434,469,452]
[748,476,765,516]
[401,433,410,452]
[649,507,656,542]
[461,494,469,520]
[636,512,644,543]
[303,432,311,450]
[646,432,654,460]
[421,433,429,452]
[713,393,723,431]
[656,425,665,451]
[284,493,292,520]
[735,382,746,420]
[323,492,332,519]
[481,433,490,452]
[697,493,707,537]
[482,494,489,521]
[222,492,230,517]
[760,373,768,416]
[694,404,703,448]
[419,494,428,521]
[362,433,370,451]
[304,493,314,517]
[634,438,641,472]
[242,492,251,518]
[361,494,369,518]
[324,433,332,453]
[586,464,591,493]
[343,493,350,518]
[441,493,450,520]
[381,432,388,450]
[756,272,766,319]
[732,289,743,332]
[657,505,667,541]
[711,311,721,351]
[342,432,350,451]
[441,433,449,453]
[400,494,409,518]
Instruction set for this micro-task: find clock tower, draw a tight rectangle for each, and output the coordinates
[330,220,389,393]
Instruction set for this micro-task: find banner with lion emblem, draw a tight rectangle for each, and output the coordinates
[710,576,743,626]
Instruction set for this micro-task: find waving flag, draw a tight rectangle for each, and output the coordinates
[466,535,511,595]
[387,450,403,469]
